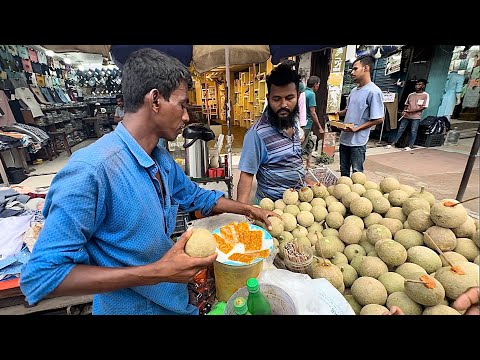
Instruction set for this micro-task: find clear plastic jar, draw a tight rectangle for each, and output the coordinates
[444,127,460,146]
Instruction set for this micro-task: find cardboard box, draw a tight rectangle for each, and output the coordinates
[329,120,354,130]
[328,113,340,122]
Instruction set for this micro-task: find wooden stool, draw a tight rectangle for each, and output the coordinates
[49,131,72,156]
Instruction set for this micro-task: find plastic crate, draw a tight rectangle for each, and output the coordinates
[306,165,339,187]
[414,133,446,147]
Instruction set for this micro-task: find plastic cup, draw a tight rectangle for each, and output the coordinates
[283,244,314,277]
[213,260,263,302]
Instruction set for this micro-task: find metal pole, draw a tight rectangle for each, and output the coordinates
[204,73,210,127]
[225,46,233,186]
[456,123,480,201]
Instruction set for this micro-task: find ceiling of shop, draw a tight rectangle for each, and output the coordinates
[60,52,104,66]
[27,45,106,67]
[25,45,256,72]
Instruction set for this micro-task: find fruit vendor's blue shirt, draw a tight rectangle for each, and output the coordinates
[20,122,224,315]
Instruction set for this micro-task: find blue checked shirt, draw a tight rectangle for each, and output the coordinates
[239,112,304,202]
[20,122,224,315]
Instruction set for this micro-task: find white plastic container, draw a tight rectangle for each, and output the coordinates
[444,127,460,146]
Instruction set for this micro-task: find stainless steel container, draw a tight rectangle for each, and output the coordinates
[183,123,215,178]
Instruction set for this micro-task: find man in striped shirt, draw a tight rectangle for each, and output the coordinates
[237,63,304,203]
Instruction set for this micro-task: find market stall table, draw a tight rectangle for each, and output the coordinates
[0,278,93,315]
[0,146,30,184]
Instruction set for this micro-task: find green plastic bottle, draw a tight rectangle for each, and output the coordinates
[246,278,272,315]
[233,296,251,315]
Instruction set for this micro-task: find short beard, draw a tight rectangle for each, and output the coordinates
[267,103,299,130]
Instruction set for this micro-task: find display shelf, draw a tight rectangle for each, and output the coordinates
[199,80,218,119]
[69,137,88,148]
[233,58,273,128]
[42,103,88,111]
[64,127,85,135]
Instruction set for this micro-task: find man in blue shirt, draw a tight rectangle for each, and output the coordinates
[20,48,276,315]
[336,56,384,177]
[237,63,304,203]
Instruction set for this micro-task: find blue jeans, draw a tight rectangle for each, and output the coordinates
[339,144,366,177]
[393,118,420,147]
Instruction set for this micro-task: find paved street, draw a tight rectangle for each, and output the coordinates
[228,119,479,217]
[318,128,479,216]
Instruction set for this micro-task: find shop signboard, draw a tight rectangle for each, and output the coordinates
[327,72,344,114]
[382,91,395,103]
[330,47,346,73]
[326,47,346,114]
[385,51,402,75]
[298,52,311,82]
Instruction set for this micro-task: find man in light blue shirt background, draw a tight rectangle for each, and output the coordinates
[336,56,384,176]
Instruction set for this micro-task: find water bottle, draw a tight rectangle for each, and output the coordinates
[246,278,272,315]
[233,296,251,315]
[444,127,460,146]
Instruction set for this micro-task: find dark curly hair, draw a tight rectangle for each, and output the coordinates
[121,48,192,113]
[266,62,300,93]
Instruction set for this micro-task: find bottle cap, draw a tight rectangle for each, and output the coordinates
[246,277,259,292]
[233,297,248,314]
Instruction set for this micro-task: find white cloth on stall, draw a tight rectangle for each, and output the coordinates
[0,214,34,259]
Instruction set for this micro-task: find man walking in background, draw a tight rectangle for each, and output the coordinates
[386,78,429,151]
[302,76,323,169]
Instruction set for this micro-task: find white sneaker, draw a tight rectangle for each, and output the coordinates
[385,145,392,149]
[404,146,412,151]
